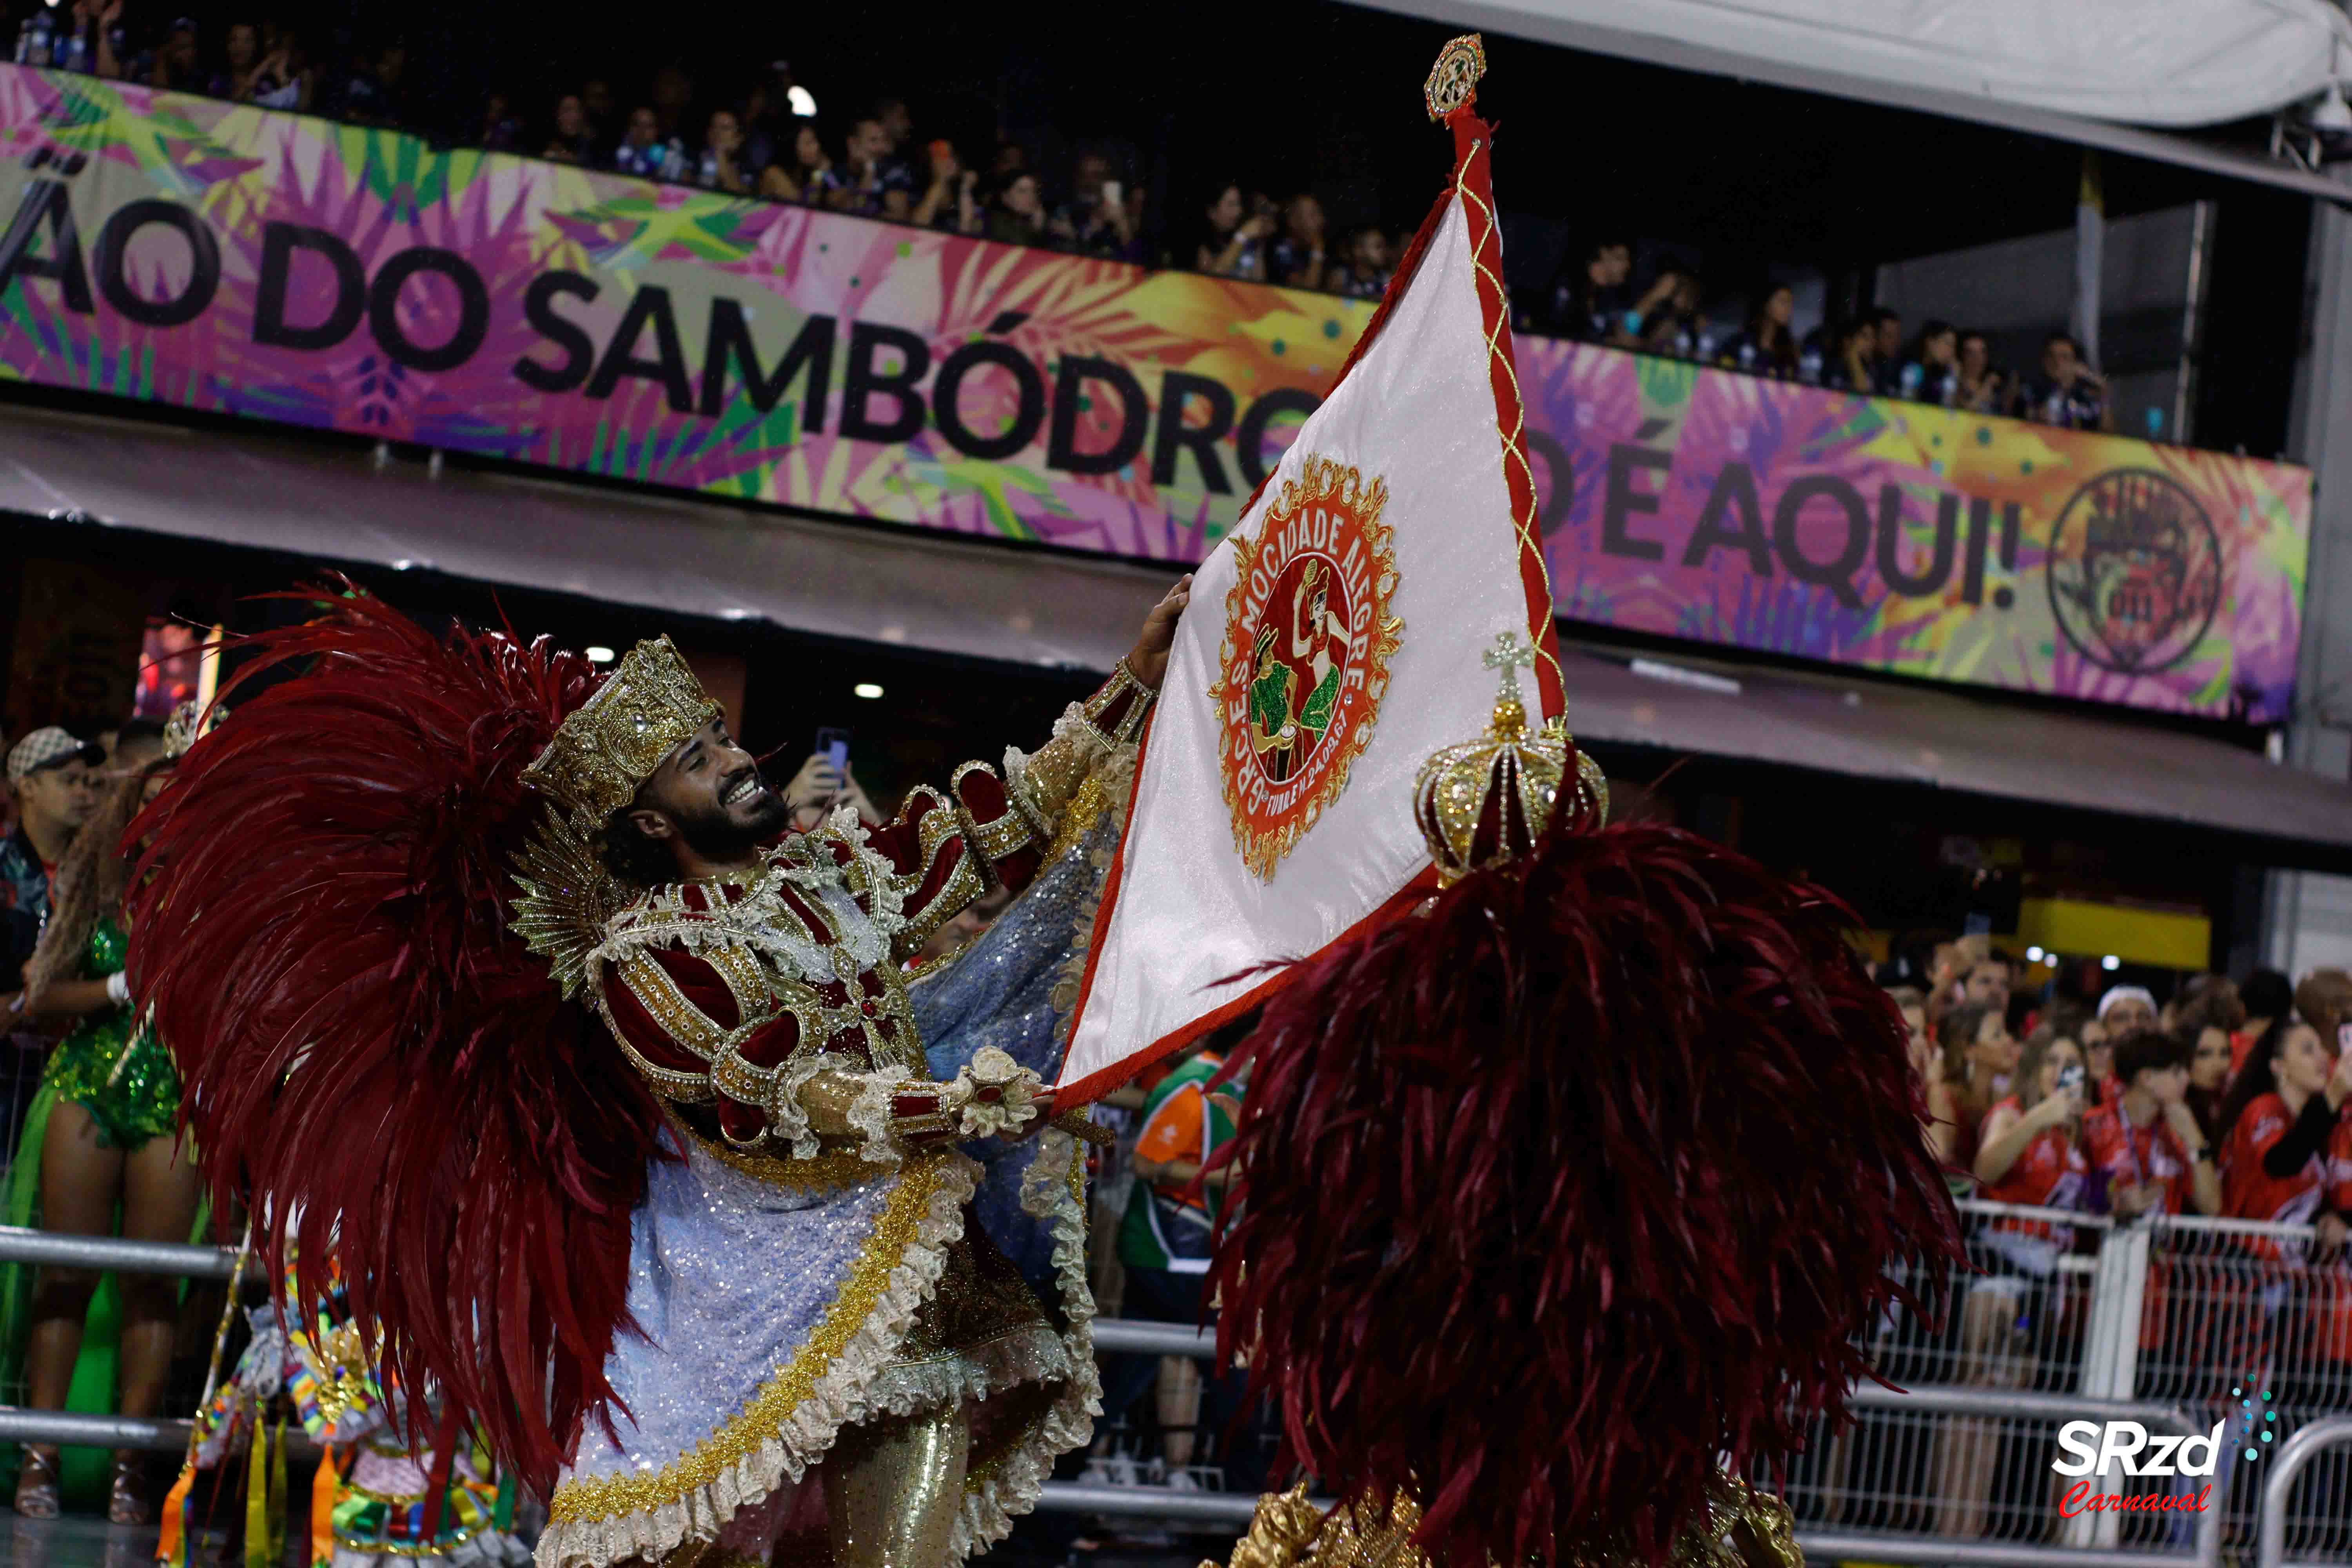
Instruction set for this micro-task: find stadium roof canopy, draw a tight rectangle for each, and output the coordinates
[1360,0,2352,199]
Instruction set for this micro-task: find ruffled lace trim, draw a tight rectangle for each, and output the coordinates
[862,1322,1076,1419]
[829,806,910,940]
[945,1125,1100,1559]
[765,1054,833,1161]
[846,1069,906,1167]
[535,1155,979,1568]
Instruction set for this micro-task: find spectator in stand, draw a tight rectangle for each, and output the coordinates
[1268,193,1330,291]
[2168,971,2241,1031]
[1963,951,2013,1015]
[1975,1022,2088,1212]
[2175,992,2238,1139]
[476,91,523,153]
[2084,1028,2221,1218]
[5,724,201,1526]
[1111,1039,1244,1488]
[843,117,913,220]
[2238,967,2294,1076]
[2099,985,2158,1038]
[911,141,981,234]
[1720,284,1800,380]
[142,15,198,91]
[875,96,915,163]
[759,121,840,205]
[2296,967,2352,1054]
[579,77,615,143]
[739,65,802,176]
[1811,317,1876,392]
[1936,1023,2088,1539]
[248,26,306,109]
[985,171,1051,248]
[41,0,123,79]
[1547,238,1631,343]
[1196,183,1271,280]
[613,105,681,181]
[2,730,104,995]
[648,62,693,143]
[2216,1015,2352,1258]
[1051,150,1140,260]
[1866,308,1904,395]
[205,19,256,99]
[1636,266,1710,360]
[691,109,750,194]
[1335,226,1392,299]
[334,38,405,126]
[2015,332,2113,431]
[543,94,596,165]
[1900,319,1959,406]
[1936,1000,2017,1189]
[1954,329,2006,414]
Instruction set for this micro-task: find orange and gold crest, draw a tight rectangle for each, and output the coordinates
[1212,456,1403,880]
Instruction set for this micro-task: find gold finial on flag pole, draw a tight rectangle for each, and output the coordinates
[1424,34,1486,121]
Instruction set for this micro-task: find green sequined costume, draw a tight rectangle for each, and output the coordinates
[35,916,181,1149]
[0,912,200,1508]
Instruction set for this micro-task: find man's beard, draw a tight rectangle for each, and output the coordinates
[674,773,789,862]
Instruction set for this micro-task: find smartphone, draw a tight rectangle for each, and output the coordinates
[1101,178,1123,209]
[2338,1022,2352,1057]
[2057,1063,2086,1100]
[814,726,852,771]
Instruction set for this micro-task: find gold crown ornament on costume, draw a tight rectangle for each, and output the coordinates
[521,635,720,821]
[1413,631,1606,884]
[161,698,228,759]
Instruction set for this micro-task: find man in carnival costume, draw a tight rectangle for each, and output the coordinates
[131,576,1187,1568]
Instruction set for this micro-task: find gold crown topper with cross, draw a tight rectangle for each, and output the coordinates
[1412,631,1607,883]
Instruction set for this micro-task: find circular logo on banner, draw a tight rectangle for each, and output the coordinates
[2045,468,2224,675]
[1214,455,1403,880]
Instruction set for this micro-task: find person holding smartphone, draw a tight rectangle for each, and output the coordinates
[779,741,880,834]
[1935,1024,2090,1540]
[2014,331,2114,431]
[1051,151,1138,260]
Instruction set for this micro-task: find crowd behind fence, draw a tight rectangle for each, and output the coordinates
[3,1182,2352,1561]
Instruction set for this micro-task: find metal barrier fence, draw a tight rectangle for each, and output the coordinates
[1,1198,2350,1561]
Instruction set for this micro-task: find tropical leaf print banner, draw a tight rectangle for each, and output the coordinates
[0,67,2309,720]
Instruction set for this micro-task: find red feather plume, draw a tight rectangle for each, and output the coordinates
[127,587,664,1494]
[1207,790,1963,1566]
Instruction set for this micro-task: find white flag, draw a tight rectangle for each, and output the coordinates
[1058,96,1561,1101]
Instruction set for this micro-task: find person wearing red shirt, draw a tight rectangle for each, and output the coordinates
[2216,1018,2352,1258]
[1934,1001,2017,1194]
[2084,1028,2221,1220]
[1936,1029,2090,1539]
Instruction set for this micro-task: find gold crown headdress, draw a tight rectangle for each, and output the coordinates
[1413,631,1606,884]
[519,636,719,821]
[510,636,717,1000]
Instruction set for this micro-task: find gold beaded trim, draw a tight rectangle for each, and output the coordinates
[664,1112,883,1191]
[545,1151,955,1526]
[616,955,724,1058]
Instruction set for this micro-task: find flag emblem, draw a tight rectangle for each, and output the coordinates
[1213,454,1403,879]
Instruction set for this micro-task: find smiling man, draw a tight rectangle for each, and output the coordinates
[134,577,1189,1568]
[525,576,1187,1568]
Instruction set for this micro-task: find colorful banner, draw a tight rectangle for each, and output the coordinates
[0,67,2310,719]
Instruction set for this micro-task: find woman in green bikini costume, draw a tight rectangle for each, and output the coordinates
[1,714,205,1523]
